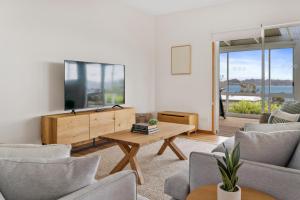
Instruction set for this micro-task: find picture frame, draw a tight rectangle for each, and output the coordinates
[171,45,192,75]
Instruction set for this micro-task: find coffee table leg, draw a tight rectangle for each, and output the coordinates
[110,143,144,185]
[157,136,187,160]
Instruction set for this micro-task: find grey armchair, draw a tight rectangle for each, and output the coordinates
[164,123,300,200]
[165,152,300,200]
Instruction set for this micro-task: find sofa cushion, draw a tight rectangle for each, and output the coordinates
[235,130,300,166]
[0,144,71,159]
[268,110,300,124]
[211,136,234,153]
[288,142,300,169]
[0,155,100,200]
[164,169,189,200]
[244,122,300,132]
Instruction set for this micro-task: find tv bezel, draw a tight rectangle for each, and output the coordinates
[64,60,125,111]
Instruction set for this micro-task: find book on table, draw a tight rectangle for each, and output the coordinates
[131,123,159,134]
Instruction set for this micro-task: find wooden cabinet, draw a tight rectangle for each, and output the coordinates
[56,115,90,144]
[157,111,198,136]
[115,109,136,132]
[42,107,135,145]
[90,112,115,138]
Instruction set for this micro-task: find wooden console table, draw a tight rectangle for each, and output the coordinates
[158,111,198,136]
[99,122,195,184]
[187,185,275,200]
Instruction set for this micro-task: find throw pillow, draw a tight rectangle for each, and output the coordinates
[268,109,300,124]
[0,155,100,200]
[288,142,300,170]
[244,122,300,132]
[235,130,300,166]
[281,101,300,115]
[0,144,71,159]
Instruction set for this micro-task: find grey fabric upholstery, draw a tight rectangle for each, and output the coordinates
[211,136,234,153]
[0,144,148,200]
[0,155,100,200]
[288,142,300,169]
[235,130,300,166]
[0,144,71,159]
[164,169,189,200]
[189,152,300,200]
[0,192,4,200]
[244,122,300,132]
[59,170,140,200]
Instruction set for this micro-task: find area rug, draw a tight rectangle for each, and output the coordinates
[90,137,216,200]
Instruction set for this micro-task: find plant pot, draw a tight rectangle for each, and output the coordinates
[217,183,241,200]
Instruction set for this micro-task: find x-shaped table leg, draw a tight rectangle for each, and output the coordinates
[110,143,144,184]
[157,136,187,160]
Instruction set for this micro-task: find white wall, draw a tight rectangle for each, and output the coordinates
[155,0,300,131]
[0,0,156,143]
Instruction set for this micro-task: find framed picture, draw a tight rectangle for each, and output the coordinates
[171,45,191,75]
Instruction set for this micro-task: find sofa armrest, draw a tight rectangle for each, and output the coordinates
[190,152,300,200]
[59,170,138,200]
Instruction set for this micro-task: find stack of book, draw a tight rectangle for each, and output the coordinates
[131,123,159,135]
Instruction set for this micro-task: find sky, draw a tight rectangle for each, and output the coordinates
[220,48,294,81]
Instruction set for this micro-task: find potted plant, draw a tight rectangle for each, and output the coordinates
[148,118,158,126]
[216,143,243,200]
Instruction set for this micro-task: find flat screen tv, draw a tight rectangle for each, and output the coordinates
[64,60,125,110]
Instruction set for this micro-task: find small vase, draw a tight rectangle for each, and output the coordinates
[217,183,241,200]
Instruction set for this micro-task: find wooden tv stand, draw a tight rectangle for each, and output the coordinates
[41,107,135,145]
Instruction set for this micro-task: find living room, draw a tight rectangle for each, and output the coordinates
[1,0,300,200]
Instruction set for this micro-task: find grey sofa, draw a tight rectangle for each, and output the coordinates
[59,170,147,200]
[0,144,148,200]
[164,123,300,200]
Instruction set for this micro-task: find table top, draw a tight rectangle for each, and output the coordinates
[187,185,275,200]
[99,122,194,146]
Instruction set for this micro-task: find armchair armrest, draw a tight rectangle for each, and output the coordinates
[190,152,300,200]
[59,170,138,200]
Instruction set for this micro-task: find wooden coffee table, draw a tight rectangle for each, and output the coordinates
[187,185,275,200]
[99,122,194,184]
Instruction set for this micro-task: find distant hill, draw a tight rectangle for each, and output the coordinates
[221,79,293,86]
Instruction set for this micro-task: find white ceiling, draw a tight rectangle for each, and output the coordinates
[120,0,235,15]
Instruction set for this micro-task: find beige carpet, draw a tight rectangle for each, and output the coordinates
[89,137,216,200]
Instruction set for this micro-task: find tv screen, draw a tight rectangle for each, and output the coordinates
[64,60,125,110]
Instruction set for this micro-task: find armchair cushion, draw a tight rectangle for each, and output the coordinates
[235,130,300,166]
[0,155,100,200]
[0,144,71,159]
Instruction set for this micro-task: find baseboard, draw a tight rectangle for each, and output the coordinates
[197,129,215,134]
